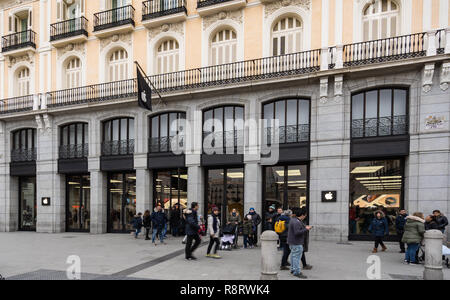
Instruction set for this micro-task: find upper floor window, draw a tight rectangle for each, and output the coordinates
[109,49,129,82]
[351,88,408,138]
[56,0,85,21]
[8,10,32,33]
[65,58,82,89]
[102,117,135,156]
[203,105,244,154]
[363,0,399,41]
[263,99,310,144]
[272,16,302,56]
[60,123,88,159]
[210,28,237,65]
[11,128,36,162]
[16,67,30,97]
[149,112,186,153]
[156,39,180,74]
[106,0,128,9]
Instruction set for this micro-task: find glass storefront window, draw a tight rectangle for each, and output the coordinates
[263,165,308,213]
[66,175,90,232]
[149,112,186,153]
[154,168,188,210]
[206,168,244,223]
[108,172,136,232]
[349,159,404,238]
[19,176,36,231]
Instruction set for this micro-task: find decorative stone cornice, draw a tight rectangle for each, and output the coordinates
[319,77,328,104]
[440,62,450,91]
[57,42,86,59]
[148,22,184,40]
[202,10,243,30]
[7,52,34,68]
[422,63,435,93]
[99,33,132,51]
[264,0,311,18]
[334,75,343,103]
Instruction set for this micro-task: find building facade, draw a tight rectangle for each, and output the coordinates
[0,0,449,241]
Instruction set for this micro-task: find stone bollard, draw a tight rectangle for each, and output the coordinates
[423,230,444,280]
[260,230,279,280]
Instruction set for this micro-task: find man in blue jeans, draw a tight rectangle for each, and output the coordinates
[287,207,312,279]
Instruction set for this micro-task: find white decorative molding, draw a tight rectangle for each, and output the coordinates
[35,115,44,132]
[7,52,34,68]
[440,62,450,91]
[42,114,51,132]
[56,42,86,59]
[202,10,243,31]
[320,77,328,104]
[422,63,435,93]
[263,0,311,17]
[99,33,133,51]
[334,75,343,103]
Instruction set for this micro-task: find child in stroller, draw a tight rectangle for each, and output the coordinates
[220,223,236,250]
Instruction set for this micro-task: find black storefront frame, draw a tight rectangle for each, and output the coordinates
[203,166,245,225]
[65,174,90,233]
[106,171,136,233]
[261,162,310,223]
[348,156,406,242]
[18,176,37,231]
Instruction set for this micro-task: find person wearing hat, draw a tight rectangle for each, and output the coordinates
[264,205,278,232]
[245,208,262,246]
[206,207,222,259]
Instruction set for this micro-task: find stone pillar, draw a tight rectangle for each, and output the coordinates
[187,164,203,214]
[260,230,279,280]
[89,166,107,234]
[426,30,437,56]
[136,167,152,214]
[445,28,450,54]
[320,47,329,71]
[423,230,444,280]
[335,44,343,69]
[244,162,262,216]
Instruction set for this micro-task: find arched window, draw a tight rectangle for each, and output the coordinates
[149,112,186,153]
[11,128,36,162]
[65,57,82,89]
[60,123,88,159]
[156,39,179,74]
[102,117,135,156]
[108,48,129,82]
[16,67,30,96]
[363,0,399,41]
[210,28,237,65]
[271,16,302,56]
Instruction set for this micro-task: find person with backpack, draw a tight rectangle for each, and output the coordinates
[131,212,143,239]
[143,210,152,240]
[276,210,291,270]
[206,207,222,259]
[242,214,254,249]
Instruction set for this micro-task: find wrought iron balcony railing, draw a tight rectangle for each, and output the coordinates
[11,148,37,162]
[342,33,426,67]
[1,30,36,52]
[202,130,244,154]
[101,139,135,156]
[50,17,88,42]
[0,95,34,115]
[197,0,234,9]
[59,144,89,159]
[149,136,185,153]
[351,115,408,138]
[264,125,310,145]
[142,0,187,20]
[94,5,135,32]
[46,49,320,107]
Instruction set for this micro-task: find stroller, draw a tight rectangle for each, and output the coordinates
[416,243,450,268]
[220,223,236,251]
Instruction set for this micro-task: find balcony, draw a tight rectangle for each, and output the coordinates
[1,30,36,57]
[351,116,408,139]
[59,144,89,159]
[11,148,37,162]
[196,0,247,17]
[0,95,34,115]
[149,136,185,153]
[264,125,310,145]
[101,139,135,156]
[142,0,187,28]
[93,5,135,38]
[50,17,88,48]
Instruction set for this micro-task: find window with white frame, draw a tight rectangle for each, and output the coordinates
[271,16,302,56]
[108,48,129,82]
[65,57,82,89]
[156,39,180,74]
[363,0,399,41]
[210,28,237,66]
[17,67,30,96]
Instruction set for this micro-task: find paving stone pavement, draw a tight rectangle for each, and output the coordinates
[1,232,449,280]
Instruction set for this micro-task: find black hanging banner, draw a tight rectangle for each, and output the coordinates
[137,67,152,111]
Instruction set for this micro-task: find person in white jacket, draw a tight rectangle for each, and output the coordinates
[206,207,221,259]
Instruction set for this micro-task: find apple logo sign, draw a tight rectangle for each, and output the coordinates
[322,191,337,202]
[325,192,333,201]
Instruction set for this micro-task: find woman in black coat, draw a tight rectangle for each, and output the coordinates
[143,210,152,240]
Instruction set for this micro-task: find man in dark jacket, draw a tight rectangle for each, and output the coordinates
[433,210,449,233]
[170,204,181,237]
[264,205,277,232]
[245,208,262,246]
[185,202,201,260]
[287,207,312,279]
[151,205,167,245]
[395,209,408,253]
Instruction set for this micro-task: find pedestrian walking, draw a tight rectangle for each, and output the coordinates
[433,210,448,233]
[401,212,425,265]
[143,210,151,240]
[276,210,291,270]
[245,208,261,246]
[131,212,143,239]
[170,204,181,237]
[227,208,241,249]
[206,207,221,259]
[185,202,201,260]
[242,214,254,249]
[395,209,408,253]
[287,207,312,279]
[151,205,167,245]
[369,210,389,253]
